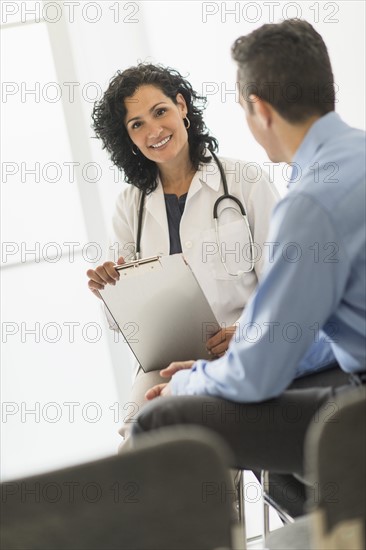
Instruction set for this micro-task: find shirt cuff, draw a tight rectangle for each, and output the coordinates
[170,369,193,395]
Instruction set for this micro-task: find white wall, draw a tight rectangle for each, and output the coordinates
[1,0,365,481]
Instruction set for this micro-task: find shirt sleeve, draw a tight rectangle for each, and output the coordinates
[171,193,350,402]
[295,333,336,377]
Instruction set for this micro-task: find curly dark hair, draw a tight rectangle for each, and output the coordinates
[91,63,218,194]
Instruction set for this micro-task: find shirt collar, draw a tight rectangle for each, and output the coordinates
[288,112,344,189]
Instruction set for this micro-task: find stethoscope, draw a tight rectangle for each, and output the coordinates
[135,152,255,275]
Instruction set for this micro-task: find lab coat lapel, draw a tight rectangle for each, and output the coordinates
[144,182,170,253]
[187,157,221,202]
[186,173,203,201]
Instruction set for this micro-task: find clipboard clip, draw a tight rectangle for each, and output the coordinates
[115,255,162,273]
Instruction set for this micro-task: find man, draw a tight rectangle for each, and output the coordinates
[132,19,366,475]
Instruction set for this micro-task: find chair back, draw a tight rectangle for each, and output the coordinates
[304,386,366,549]
[1,426,236,550]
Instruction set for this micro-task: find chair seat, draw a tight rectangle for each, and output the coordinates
[265,515,311,550]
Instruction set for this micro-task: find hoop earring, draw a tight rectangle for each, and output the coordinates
[183,116,191,130]
[131,144,139,156]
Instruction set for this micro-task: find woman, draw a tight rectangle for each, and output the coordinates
[87,63,279,441]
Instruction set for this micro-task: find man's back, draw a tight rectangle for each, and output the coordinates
[168,112,365,402]
[282,112,366,372]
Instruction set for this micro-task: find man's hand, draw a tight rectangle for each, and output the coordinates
[144,361,195,400]
[145,382,172,400]
[160,360,195,378]
[206,325,237,357]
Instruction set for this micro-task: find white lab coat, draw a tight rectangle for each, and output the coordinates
[108,156,279,327]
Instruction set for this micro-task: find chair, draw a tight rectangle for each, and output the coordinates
[1,426,241,550]
[255,470,306,531]
[259,365,353,535]
[265,385,366,549]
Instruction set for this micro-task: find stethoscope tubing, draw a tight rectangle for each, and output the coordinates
[135,153,255,273]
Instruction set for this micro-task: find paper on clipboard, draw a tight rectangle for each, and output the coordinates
[99,254,220,372]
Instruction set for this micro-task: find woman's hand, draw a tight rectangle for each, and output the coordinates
[206,325,237,357]
[86,256,125,298]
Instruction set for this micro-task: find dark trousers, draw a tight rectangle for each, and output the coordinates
[131,365,354,476]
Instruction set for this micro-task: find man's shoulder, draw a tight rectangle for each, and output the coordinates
[296,125,365,214]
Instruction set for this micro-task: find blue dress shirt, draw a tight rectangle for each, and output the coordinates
[171,113,366,402]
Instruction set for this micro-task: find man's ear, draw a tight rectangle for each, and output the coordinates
[249,94,273,128]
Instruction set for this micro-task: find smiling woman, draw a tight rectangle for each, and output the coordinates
[91,64,218,195]
[125,87,186,152]
[124,84,194,196]
[87,63,279,446]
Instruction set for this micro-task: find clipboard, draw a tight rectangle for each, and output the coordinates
[99,254,220,372]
